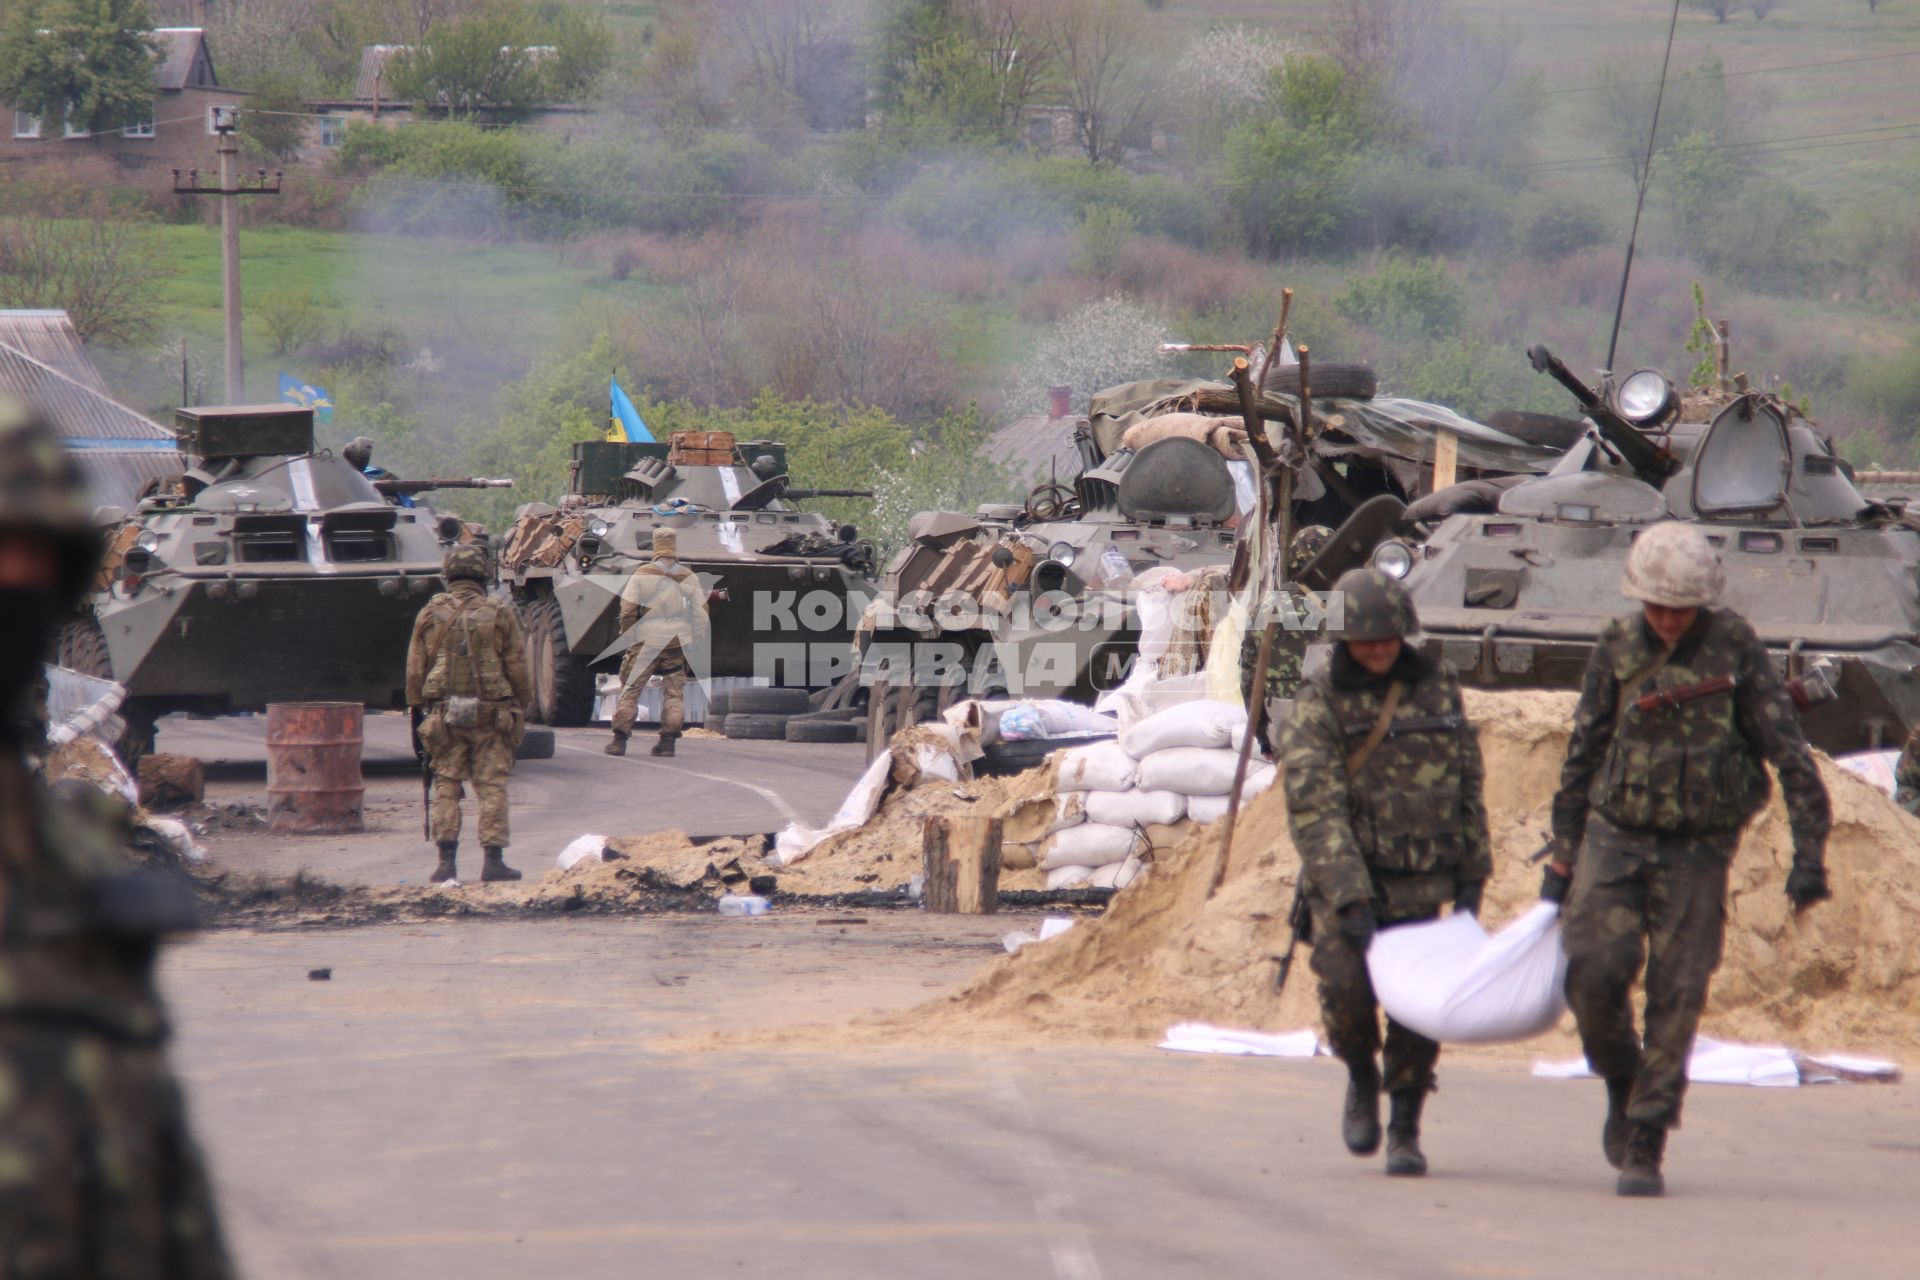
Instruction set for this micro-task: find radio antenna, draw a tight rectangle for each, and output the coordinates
[1605,0,1685,377]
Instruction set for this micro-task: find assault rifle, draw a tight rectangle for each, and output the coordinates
[1273,880,1314,993]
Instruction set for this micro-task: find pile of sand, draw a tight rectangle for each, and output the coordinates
[895,689,1920,1057]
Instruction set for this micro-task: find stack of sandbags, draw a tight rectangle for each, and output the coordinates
[1012,702,1274,891]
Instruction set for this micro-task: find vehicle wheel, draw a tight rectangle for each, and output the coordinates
[56,618,153,769]
[786,718,859,744]
[725,713,790,741]
[1263,361,1377,400]
[1488,410,1589,451]
[517,593,595,727]
[515,726,556,761]
[729,687,811,716]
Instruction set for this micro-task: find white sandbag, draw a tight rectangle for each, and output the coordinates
[1121,699,1248,759]
[1084,788,1186,827]
[1135,745,1244,796]
[1186,792,1229,824]
[1054,739,1137,792]
[1367,903,1569,1045]
[1085,856,1146,890]
[1046,864,1096,890]
[556,834,607,871]
[1039,822,1146,870]
[772,752,891,865]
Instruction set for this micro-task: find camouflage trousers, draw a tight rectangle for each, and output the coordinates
[1309,904,1441,1093]
[1562,830,1733,1130]
[0,1024,234,1279]
[421,707,518,847]
[612,643,688,736]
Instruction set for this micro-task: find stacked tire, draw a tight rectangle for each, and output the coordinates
[722,687,810,741]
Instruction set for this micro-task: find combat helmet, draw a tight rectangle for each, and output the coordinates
[1333,567,1418,641]
[443,542,491,582]
[1621,521,1723,608]
[0,394,102,606]
[342,436,375,471]
[650,527,678,557]
[1286,525,1334,580]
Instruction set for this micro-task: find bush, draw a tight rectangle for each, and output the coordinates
[888,153,1213,249]
[1390,334,1565,420]
[258,288,326,355]
[1348,158,1513,254]
[1524,203,1610,261]
[1847,346,1920,427]
[1073,205,1137,279]
[1336,254,1468,342]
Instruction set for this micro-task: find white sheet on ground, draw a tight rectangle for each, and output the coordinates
[556,834,607,871]
[770,752,893,866]
[1158,1023,1325,1058]
[1367,902,1569,1045]
[1533,1037,1902,1087]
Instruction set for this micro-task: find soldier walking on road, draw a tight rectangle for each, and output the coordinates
[1542,520,1831,1197]
[406,543,533,884]
[605,528,710,759]
[1281,568,1491,1178]
[0,396,236,1276]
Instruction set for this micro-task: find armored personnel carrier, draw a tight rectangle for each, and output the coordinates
[501,433,878,725]
[1384,346,1920,754]
[59,404,504,761]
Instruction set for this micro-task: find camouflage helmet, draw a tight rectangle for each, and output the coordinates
[1332,567,1418,642]
[1285,524,1334,579]
[1621,520,1723,608]
[0,393,101,605]
[443,542,490,582]
[650,527,678,557]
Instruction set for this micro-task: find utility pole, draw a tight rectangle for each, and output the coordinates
[173,107,281,404]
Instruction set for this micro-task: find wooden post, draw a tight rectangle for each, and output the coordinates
[1432,429,1459,494]
[866,672,891,762]
[923,815,1003,914]
[893,679,916,736]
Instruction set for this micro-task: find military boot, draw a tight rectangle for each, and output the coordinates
[1342,1063,1383,1157]
[604,731,629,757]
[1384,1090,1428,1177]
[651,731,679,757]
[1617,1124,1666,1197]
[480,847,522,882]
[1603,1076,1635,1170]
[429,841,458,884]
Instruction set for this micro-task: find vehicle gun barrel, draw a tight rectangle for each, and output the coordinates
[784,488,876,499]
[1526,344,1678,484]
[372,477,516,495]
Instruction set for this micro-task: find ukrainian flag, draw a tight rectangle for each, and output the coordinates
[610,376,653,443]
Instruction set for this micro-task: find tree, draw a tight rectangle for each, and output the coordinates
[1040,0,1158,165]
[1170,25,1296,153]
[238,75,309,160]
[388,2,546,121]
[1749,0,1786,17]
[0,0,159,136]
[1689,0,1735,20]
[0,203,173,344]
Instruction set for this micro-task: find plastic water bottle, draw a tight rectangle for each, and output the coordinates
[717,894,769,916]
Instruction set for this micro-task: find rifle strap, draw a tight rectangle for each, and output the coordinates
[1615,646,1674,720]
[1344,680,1405,779]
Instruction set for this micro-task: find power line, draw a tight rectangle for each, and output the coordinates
[1530,47,1920,97]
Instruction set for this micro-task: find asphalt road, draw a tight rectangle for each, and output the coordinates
[161,916,1919,1280]
[158,712,873,884]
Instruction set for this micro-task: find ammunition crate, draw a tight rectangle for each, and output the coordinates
[174,405,314,459]
[668,430,737,467]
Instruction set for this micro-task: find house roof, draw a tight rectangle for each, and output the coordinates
[152,28,217,91]
[0,339,184,508]
[71,447,189,512]
[987,414,1086,488]
[354,45,408,101]
[0,311,109,393]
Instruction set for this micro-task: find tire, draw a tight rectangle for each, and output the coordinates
[785,718,859,744]
[707,690,732,719]
[788,706,865,723]
[57,617,154,769]
[729,687,811,716]
[515,726,556,760]
[977,734,1116,778]
[1263,361,1377,400]
[724,713,790,741]
[1488,410,1588,451]
[517,593,595,727]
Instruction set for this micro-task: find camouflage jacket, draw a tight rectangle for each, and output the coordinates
[1281,648,1492,917]
[1895,722,1920,816]
[617,560,710,648]
[0,755,168,1042]
[1551,608,1830,864]
[1239,588,1321,704]
[406,579,533,706]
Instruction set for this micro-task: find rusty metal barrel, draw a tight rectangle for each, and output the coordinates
[266,702,366,834]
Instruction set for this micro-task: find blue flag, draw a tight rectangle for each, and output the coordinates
[610,376,653,443]
[278,372,334,421]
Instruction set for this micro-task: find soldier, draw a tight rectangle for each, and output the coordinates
[1281,567,1490,1178]
[343,435,413,507]
[1893,722,1920,815]
[605,527,710,759]
[0,395,236,1275]
[405,543,533,883]
[1541,520,1830,1198]
[1241,523,1334,704]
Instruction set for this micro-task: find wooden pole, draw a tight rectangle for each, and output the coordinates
[1255,287,1296,387]
[866,672,891,762]
[923,815,1003,914]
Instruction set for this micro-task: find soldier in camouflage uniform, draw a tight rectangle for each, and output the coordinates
[0,395,236,1277]
[1240,524,1334,710]
[605,527,710,759]
[1892,722,1920,815]
[406,543,534,883]
[1281,567,1490,1178]
[1543,520,1830,1197]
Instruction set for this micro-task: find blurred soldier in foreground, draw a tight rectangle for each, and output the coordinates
[406,543,532,883]
[1280,568,1490,1177]
[0,396,235,1276]
[605,527,710,759]
[1542,520,1830,1197]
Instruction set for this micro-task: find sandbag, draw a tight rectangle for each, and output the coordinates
[1040,822,1146,870]
[1118,413,1247,460]
[1001,840,1039,871]
[1085,788,1187,827]
[1001,791,1087,844]
[1367,903,1570,1045]
[1086,856,1146,890]
[1120,699,1248,759]
[1135,746,1244,796]
[1054,740,1138,792]
[1046,864,1095,890]
[1176,762,1276,823]
[1140,820,1194,850]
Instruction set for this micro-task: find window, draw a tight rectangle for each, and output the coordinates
[63,114,88,138]
[11,109,40,139]
[318,116,347,148]
[122,107,155,138]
